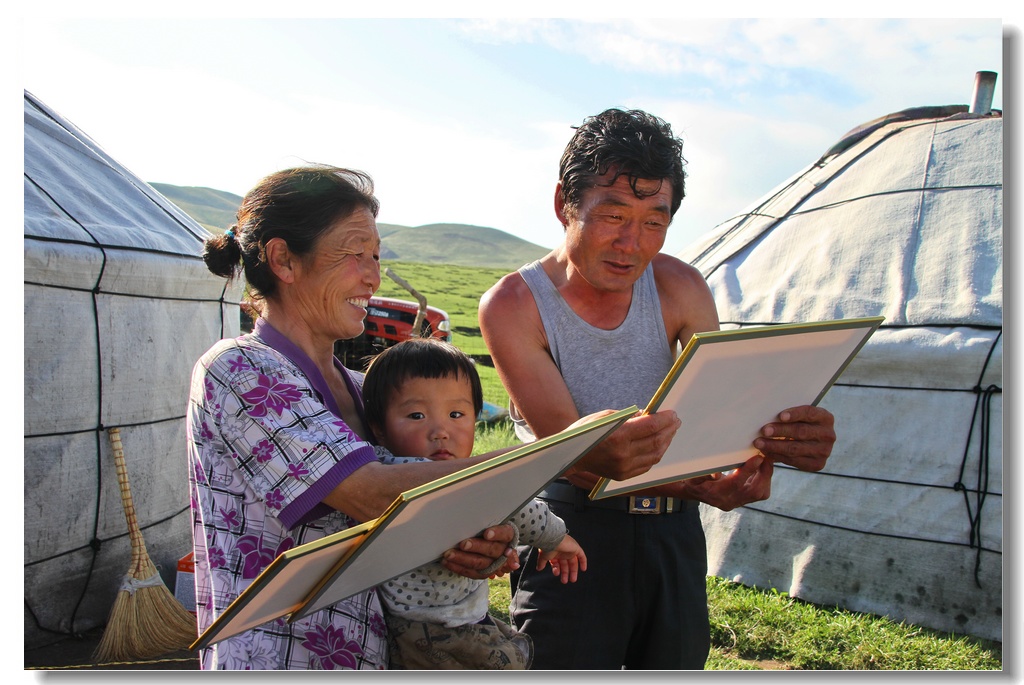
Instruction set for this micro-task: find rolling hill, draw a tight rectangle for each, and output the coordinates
[150,182,243,234]
[150,182,549,269]
[375,222,548,268]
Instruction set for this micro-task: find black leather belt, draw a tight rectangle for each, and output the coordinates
[538,481,696,514]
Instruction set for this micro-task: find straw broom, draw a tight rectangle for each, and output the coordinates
[93,427,197,663]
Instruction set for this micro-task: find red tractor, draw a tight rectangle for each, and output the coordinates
[334,295,452,370]
[334,267,451,370]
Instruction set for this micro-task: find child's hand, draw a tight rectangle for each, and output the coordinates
[536,534,587,583]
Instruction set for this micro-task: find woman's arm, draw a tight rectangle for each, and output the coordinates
[320,454,497,522]
[321,451,520,578]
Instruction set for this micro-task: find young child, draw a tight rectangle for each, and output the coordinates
[362,337,586,670]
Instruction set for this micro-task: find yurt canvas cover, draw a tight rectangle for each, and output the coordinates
[678,105,1002,642]
[24,91,243,648]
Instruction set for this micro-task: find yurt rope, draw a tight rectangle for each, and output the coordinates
[689,120,915,273]
[954,329,1002,588]
[24,176,177,639]
[70,247,111,632]
[25,505,190,568]
[23,174,112,637]
[692,115,998,280]
[25,232,213,262]
[28,91,209,247]
[218,279,231,338]
[736,503,1001,557]
[718,321,1003,567]
[25,170,236,641]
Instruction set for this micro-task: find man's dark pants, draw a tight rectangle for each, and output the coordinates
[509,492,711,670]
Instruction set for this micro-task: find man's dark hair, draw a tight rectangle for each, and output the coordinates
[558,108,687,220]
[363,337,484,434]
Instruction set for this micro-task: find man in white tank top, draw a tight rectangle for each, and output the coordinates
[480,108,837,670]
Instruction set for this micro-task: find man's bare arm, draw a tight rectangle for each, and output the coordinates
[480,271,680,484]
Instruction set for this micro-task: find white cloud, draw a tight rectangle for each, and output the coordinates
[453,18,548,44]
[459,18,1001,110]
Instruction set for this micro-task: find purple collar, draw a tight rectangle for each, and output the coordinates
[251,318,367,429]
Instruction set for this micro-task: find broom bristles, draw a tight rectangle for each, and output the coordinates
[92,573,197,663]
[93,574,198,663]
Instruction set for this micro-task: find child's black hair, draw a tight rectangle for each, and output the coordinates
[362,337,483,432]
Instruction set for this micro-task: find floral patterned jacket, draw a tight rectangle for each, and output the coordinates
[187,318,387,670]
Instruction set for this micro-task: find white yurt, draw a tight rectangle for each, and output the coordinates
[678,75,1002,642]
[23,91,243,648]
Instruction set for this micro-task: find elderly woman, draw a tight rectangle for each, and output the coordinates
[188,166,516,670]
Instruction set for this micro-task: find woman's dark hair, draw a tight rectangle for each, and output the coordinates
[362,337,484,433]
[558,108,687,220]
[202,165,379,303]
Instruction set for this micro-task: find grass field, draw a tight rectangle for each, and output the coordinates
[484,575,1001,671]
[375,260,513,408]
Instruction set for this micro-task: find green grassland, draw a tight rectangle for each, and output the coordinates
[375,260,518,409]
[485,575,1001,671]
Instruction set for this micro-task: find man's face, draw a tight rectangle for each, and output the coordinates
[560,173,672,294]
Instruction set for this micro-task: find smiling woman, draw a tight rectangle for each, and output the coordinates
[188,166,520,670]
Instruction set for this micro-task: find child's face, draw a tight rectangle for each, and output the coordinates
[375,374,476,460]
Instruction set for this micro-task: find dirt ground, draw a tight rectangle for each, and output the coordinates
[24,627,199,671]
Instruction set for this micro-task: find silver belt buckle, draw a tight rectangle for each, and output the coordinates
[627,496,661,514]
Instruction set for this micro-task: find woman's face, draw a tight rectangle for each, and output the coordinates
[291,205,382,342]
[560,172,672,295]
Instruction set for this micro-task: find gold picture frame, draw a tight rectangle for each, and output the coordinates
[590,317,884,500]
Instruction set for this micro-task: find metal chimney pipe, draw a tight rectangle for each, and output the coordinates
[970,71,997,115]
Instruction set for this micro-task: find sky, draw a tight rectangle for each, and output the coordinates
[17,14,1008,256]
